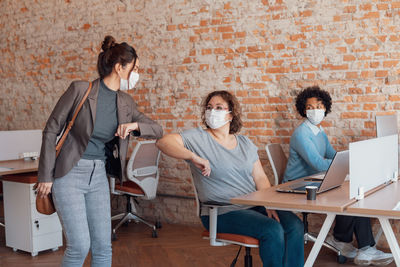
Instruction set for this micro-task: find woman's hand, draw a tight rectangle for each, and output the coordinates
[191,153,211,177]
[36,182,53,198]
[115,122,139,139]
[266,208,280,222]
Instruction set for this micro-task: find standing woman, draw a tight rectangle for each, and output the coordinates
[36,36,163,267]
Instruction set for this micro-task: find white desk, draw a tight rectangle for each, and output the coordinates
[346,181,400,266]
[231,181,355,267]
[0,159,39,176]
[231,181,400,267]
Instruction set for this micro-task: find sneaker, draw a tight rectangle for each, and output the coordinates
[354,246,393,266]
[325,234,358,259]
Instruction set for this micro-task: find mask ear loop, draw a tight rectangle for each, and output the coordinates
[226,110,232,123]
[130,57,138,91]
[128,71,131,90]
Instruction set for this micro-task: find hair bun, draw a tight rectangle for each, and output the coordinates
[101,35,116,51]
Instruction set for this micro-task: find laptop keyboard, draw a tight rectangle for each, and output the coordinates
[292,182,321,191]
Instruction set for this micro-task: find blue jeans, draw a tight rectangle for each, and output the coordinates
[201,206,304,267]
[52,159,112,267]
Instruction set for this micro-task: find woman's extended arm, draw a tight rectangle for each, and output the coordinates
[252,159,280,222]
[252,159,272,190]
[156,133,211,176]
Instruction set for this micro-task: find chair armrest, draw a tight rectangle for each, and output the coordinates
[203,201,232,207]
[204,201,232,246]
[109,177,121,195]
[130,166,157,177]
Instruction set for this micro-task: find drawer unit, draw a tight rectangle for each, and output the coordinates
[2,176,63,256]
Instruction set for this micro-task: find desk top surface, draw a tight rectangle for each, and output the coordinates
[0,159,39,176]
[347,181,400,217]
[231,181,356,213]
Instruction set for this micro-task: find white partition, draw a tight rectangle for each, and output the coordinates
[0,130,42,161]
[376,114,398,137]
[349,134,398,199]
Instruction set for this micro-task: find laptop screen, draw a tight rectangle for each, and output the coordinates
[318,150,349,192]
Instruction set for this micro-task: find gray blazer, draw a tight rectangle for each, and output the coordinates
[38,78,163,183]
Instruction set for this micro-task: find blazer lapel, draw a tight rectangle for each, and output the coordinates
[117,91,130,124]
[88,79,100,125]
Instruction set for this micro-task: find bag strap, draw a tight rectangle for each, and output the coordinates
[55,82,93,157]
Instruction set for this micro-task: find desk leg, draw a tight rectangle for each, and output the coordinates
[304,213,336,267]
[378,218,400,266]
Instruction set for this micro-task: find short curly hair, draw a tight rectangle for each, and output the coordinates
[295,86,332,117]
[201,90,242,134]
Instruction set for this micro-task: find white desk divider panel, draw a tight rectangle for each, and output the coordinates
[349,134,398,199]
[0,130,42,161]
[376,114,398,137]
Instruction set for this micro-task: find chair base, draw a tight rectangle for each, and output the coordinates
[304,232,339,253]
[244,247,252,267]
[302,212,345,263]
[230,246,253,267]
[304,232,347,264]
[112,212,158,240]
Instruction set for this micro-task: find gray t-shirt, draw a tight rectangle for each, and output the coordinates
[180,127,259,216]
[82,80,118,160]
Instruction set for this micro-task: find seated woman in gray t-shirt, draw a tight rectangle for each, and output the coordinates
[156,90,304,267]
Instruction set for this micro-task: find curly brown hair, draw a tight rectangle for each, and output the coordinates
[295,86,332,117]
[201,90,242,134]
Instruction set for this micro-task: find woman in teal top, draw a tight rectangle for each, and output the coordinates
[284,86,393,266]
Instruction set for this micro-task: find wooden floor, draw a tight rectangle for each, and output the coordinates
[0,219,396,267]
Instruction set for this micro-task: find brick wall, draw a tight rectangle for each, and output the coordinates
[1,0,400,239]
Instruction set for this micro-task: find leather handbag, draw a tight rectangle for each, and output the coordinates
[35,190,56,215]
[35,81,93,215]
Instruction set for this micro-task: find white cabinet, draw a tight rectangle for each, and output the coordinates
[2,180,63,256]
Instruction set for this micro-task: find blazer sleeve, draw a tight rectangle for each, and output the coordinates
[130,99,163,139]
[38,82,81,182]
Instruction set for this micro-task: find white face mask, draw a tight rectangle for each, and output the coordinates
[306,109,325,125]
[205,109,231,129]
[120,72,139,91]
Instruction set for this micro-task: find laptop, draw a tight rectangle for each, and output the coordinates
[276,150,349,194]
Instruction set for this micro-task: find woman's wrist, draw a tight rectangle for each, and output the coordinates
[188,151,197,162]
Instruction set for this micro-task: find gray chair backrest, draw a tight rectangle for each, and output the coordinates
[126,140,161,199]
[265,144,287,185]
[189,169,201,218]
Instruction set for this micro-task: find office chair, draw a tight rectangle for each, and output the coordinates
[189,170,259,267]
[111,140,161,240]
[265,143,346,264]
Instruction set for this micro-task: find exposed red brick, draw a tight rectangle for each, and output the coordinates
[217,26,234,32]
[341,112,369,119]
[167,25,176,31]
[344,55,356,61]
[375,70,388,77]
[357,95,386,102]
